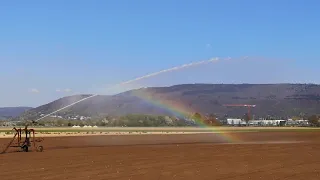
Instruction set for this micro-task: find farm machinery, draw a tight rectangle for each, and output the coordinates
[1,125,44,154]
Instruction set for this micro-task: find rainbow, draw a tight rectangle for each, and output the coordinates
[130,88,242,143]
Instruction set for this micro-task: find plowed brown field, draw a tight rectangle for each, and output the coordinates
[1,131,320,180]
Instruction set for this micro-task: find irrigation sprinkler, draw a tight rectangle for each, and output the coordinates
[1,125,44,154]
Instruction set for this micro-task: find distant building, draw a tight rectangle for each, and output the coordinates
[226,118,288,126]
[227,118,246,125]
[1,121,16,126]
[286,119,308,126]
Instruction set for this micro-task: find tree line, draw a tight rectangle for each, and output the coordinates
[11,113,223,127]
[8,112,320,127]
[14,114,196,127]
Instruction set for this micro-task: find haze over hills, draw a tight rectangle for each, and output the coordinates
[0,107,33,120]
[16,83,320,121]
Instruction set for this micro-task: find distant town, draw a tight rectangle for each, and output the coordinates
[39,114,92,120]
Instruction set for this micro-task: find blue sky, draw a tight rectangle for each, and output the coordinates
[1,0,319,107]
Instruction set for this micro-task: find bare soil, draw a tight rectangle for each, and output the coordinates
[0,131,320,180]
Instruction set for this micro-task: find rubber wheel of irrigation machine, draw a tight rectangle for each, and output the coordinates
[22,145,28,152]
[37,146,44,152]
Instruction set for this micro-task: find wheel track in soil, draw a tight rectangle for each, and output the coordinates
[0,131,319,180]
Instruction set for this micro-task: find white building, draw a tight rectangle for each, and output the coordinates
[226,118,288,126]
[286,119,309,126]
[227,118,247,125]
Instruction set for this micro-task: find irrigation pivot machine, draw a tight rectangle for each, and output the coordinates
[1,124,44,154]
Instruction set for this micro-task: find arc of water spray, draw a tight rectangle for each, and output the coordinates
[34,57,226,122]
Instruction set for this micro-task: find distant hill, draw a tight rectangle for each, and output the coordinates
[17,84,320,120]
[0,107,33,120]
